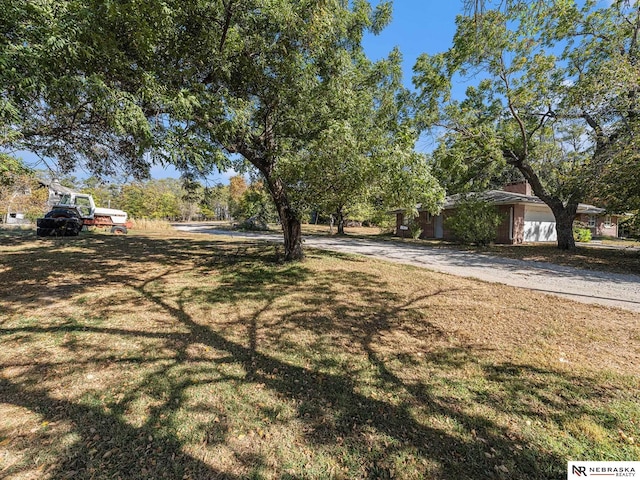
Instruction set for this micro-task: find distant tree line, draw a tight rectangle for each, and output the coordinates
[75,177,233,223]
[0,155,47,223]
[2,156,402,228]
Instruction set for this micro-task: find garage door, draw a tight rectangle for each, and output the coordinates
[523,206,557,242]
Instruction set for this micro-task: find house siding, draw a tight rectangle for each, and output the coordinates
[495,205,513,244]
[397,203,531,244]
[394,183,615,243]
[420,211,434,238]
[512,204,525,244]
[598,216,618,237]
[395,211,438,239]
[577,213,619,237]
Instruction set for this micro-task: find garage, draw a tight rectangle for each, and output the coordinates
[523,206,557,242]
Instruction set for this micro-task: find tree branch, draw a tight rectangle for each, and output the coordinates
[219,0,235,53]
[499,54,528,161]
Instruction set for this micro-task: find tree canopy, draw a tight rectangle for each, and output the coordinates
[414,0,640,249]
[278,48,443,234]
[2,0,442,259]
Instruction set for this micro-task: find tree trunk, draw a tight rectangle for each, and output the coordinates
[512,161,578,251]
[280,208,303,260]
[552,206,577,251]
[336,207,345,235]
[231,144,303,261]
[264,174,303,261]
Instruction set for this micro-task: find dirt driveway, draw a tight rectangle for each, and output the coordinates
[174,225,640,313]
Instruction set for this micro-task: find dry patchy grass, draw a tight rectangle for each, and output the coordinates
[348,233,640,276]
[295,224,640,276]
[129,218,174,231]
[0,229,638,480]
[467,243,640,276]
[300,224,384,237]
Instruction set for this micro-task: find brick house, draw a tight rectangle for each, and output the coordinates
[395,182,620,243]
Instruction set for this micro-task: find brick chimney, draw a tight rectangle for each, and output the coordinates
[503,181,532,196]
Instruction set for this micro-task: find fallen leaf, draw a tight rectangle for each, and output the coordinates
[102,448,117,459]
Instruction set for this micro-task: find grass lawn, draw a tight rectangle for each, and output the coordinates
[298,223,640,276]
[458,243,640,276]
[1,229,638,479]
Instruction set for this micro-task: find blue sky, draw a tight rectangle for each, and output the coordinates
[17,1,465,182]
[363,1,461,81]
[362,1,463,152]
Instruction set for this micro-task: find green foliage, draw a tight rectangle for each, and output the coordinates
[80,177,122,211]
[21,184,49,221]
[0,155,31,186]
[234,181,278,228]
[228,175,248,221]
[619,217,640,238]
[408,220,423,240]
[573,225,592,243]
[1,0,447,258]
[119,180,184,221]
[413,1,640,250]
[200,183,230,221]
[0,161,46,222]
[275,46,443,235]
[444,195,504,246]
[591,135,640,220]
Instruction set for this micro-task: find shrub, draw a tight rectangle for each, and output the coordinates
[445,195,504,246]
[238,215,269,231]
[408,220,423,239]
[573,222,592,242]
[574,229,592,242]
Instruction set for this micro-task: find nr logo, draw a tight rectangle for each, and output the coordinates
[572,465,587,476]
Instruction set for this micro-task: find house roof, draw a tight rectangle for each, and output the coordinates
[441,190,545,209]
[411,190,606,215]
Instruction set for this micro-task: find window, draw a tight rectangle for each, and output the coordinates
[587,215,596,228]
[424,212,432,224]
[74,196,93,217]
[604,215,612,228]
[74,196,91,208]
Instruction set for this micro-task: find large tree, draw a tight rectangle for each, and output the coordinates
[152,0,403,259]
[414,0,640,249]
[0,0,159,177]
[4,0,438,260]
[279,49,443,234]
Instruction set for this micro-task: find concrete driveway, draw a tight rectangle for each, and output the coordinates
[174,225,640,313]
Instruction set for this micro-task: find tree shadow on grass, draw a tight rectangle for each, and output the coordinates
[137,266,633,479]
[1,233,635,479]
[0,378,241,480]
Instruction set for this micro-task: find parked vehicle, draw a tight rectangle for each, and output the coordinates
[36,193,132,236]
